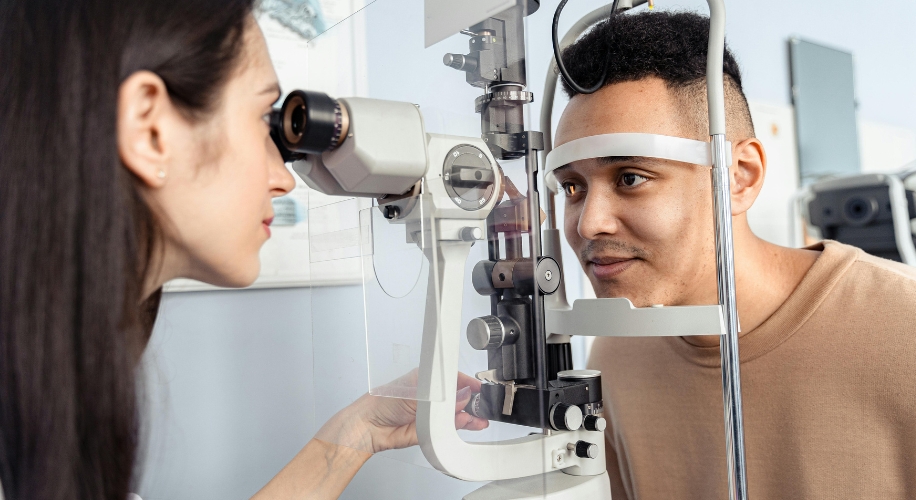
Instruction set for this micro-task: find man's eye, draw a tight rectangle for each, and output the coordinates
[619,173,649,188]
[562,182,584,197]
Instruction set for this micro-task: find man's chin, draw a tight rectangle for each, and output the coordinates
[588,278,655,307]
[589,278,628,299]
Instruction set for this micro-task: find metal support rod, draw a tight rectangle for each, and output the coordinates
[526,149,549,400]
[710,133,748,500]
[545,188,558,231]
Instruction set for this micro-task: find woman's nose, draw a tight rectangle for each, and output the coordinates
[268,150,296,197]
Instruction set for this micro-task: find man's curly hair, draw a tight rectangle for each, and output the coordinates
[560,11,755,140]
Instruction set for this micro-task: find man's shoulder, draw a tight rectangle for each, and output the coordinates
[815,241,916,319]
[833,241,916,293]
[848,245,916,282]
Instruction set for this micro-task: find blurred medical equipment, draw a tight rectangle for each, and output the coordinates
[269,1,746,498]
[795,164,916,265]
[789,38,860,184]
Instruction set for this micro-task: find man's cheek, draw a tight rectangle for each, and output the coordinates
[563,206,582,249]
[629,198,694,245]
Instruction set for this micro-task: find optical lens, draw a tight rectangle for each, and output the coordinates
[291,105,305,137]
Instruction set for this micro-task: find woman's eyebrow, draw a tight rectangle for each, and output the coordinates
[258,82,282,97]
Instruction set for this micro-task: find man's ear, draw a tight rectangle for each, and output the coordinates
[117,71,172,188]
[729,137,766,216]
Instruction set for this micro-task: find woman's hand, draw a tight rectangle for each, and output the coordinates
[253,372,489,499]
[315,371,489,454]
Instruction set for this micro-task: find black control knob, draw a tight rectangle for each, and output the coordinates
[549,403,583,431]
[574,440,599,459]
[583,415,607,432]
[464,392,486,418]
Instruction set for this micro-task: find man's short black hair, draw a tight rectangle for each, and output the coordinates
[560,11,755,140]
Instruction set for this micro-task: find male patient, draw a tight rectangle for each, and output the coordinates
[552,11,916,499]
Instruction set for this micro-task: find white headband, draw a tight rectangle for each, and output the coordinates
[544,133,731,190]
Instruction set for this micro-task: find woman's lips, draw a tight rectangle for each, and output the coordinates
[588,258,637,279]
[263,217,274,238]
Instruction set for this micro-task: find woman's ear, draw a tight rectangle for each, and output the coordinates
[729,137,767,216]
[117,71,172,187]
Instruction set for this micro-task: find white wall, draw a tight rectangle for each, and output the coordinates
[138,0,916,498]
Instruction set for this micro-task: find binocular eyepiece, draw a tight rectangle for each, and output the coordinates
[269,90,349,162]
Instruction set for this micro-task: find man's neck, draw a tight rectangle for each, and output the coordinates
[686,223,820,348]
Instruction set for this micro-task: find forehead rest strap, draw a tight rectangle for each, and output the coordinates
[545,133,731,187]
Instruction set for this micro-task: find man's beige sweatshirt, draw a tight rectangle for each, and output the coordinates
[589,240,916,499]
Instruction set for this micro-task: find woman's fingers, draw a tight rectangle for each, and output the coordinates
[457,371,483,392]
[455,412,490,431]
[455,386,472,412]
[453,384,489,431]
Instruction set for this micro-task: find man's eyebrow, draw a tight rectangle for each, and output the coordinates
[553,156,648,173]
[597,156,644,165]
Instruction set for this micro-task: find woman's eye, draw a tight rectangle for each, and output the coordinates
[619,173,649,188]
[262,112,272,126]
[562,182,584,197]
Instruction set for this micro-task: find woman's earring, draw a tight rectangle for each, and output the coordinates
[157,169,166,179]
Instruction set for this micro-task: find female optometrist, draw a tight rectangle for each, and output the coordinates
[0,1,488,499]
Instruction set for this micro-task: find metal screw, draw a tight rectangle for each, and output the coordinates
[545,270,553,281]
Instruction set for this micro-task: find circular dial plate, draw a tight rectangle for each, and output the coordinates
[442,144,497,211]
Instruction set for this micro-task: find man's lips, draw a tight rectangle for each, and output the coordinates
[587,256,638,279]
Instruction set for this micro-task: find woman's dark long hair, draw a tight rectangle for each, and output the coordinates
[0,0,254,498]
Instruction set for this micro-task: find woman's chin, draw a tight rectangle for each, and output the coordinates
[193,260,261,289]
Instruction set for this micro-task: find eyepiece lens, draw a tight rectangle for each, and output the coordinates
[290,105,305,137]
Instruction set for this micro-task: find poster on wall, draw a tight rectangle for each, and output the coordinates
[164,0,369,292]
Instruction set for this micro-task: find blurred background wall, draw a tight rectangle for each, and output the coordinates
[136,0,916,498]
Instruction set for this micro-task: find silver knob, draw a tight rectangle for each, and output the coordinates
[549,403,583,431]
[466,315,504,350]
[583,415,607,432]
[573,440,599,459]
[460,226,483,241]
[443,53,478,72]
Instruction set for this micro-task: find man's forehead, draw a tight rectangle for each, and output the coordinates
[554,78,686,148]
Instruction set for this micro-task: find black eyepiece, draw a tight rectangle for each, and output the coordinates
[290,105,305,136]
[269,90,349,162]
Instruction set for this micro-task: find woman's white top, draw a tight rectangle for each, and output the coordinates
[0,479,140,500]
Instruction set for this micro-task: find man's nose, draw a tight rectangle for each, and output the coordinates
[577,190,622,240]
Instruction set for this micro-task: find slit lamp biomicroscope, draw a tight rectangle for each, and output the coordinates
[269,1,748,498]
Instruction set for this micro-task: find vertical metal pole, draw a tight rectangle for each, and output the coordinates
[526,148,548,394]
[710,134,748,500]
[705,0,748,497]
